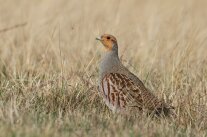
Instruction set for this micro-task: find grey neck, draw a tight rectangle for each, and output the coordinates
[99,46,120,78]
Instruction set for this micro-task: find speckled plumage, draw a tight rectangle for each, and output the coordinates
[97,34,173,116]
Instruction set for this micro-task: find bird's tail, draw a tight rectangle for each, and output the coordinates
[155,106,175,117]
[154,104,176,118]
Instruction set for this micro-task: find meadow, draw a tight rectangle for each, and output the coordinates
[0,0,207,136]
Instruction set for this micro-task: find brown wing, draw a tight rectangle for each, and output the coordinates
[101,73,167,113]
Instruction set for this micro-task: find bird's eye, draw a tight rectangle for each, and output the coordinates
[106,36,110,40]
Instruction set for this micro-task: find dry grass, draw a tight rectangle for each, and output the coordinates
[0,0,207,136]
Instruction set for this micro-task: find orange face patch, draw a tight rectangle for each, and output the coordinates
[98,34,117,51]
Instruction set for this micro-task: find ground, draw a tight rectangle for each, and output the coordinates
[0,0,207,136]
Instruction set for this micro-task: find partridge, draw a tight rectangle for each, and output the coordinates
[96,34,174,116]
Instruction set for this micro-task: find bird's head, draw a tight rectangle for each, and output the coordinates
[96,34,118,51]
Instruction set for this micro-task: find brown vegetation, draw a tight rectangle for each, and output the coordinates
[0,0,207,136]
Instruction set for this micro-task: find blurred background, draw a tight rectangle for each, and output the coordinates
[1,0,207,74]
[0,0,207,136]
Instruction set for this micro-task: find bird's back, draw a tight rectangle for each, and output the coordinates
[99,59,173,116]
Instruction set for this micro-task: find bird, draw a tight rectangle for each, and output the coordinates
[96,34,174,116]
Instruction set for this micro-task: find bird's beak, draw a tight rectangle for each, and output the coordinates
[96,37,101,41]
